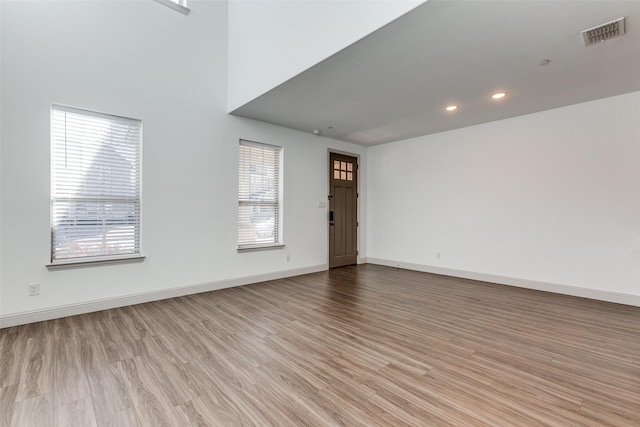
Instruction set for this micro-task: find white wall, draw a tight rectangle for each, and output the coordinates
[368,92,640,300]
[227,0,423,112]
[0,0,367,324]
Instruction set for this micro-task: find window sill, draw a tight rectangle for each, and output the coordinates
[153,0,190,15]
[237,244,285,253]
[47,256,146,271]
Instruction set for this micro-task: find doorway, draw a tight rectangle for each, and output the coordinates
[329,152,358,268]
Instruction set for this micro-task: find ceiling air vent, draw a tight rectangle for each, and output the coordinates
[582,17,625,46]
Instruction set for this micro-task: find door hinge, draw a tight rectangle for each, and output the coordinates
[357,222,359,227]
[356,250,359,255]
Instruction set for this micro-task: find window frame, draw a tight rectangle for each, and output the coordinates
[237,139,284,252]
[47,104,144,270]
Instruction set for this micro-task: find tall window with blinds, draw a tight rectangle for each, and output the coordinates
[50,105,142,263]
[238,140,282,249]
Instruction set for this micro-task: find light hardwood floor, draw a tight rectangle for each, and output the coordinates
[1,264,639,426]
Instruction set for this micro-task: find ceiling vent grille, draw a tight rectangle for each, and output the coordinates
[582,17,625,46]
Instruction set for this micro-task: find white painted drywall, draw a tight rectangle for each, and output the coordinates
[368,92,640,298]
[0,0,366,320]
[227,0,424,112]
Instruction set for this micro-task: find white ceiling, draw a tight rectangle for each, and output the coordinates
[230,0,640,146]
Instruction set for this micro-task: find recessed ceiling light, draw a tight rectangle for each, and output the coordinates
[491,92,507,100]
[445,105,458,112]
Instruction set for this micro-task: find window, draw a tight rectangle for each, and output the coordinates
[50,105,142,264]
[333,159,354,181]
[238,140,282,249]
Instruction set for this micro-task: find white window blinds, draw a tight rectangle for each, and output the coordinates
[153,0,190,15]
[50,105,142,262]
[238,140,282,248]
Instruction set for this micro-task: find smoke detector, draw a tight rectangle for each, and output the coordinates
[582,17,625,46]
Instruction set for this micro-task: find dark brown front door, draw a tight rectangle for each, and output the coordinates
[329,153,358,268]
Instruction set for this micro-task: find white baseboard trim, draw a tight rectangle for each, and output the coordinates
[367,258,640,307]
[0,264,328,329]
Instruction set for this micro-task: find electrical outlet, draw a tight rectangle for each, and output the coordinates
[28,283,40,296]
[436,252,441,259]
[286,254,291,262]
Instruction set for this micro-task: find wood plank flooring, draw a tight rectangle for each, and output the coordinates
[1,264,639,426]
